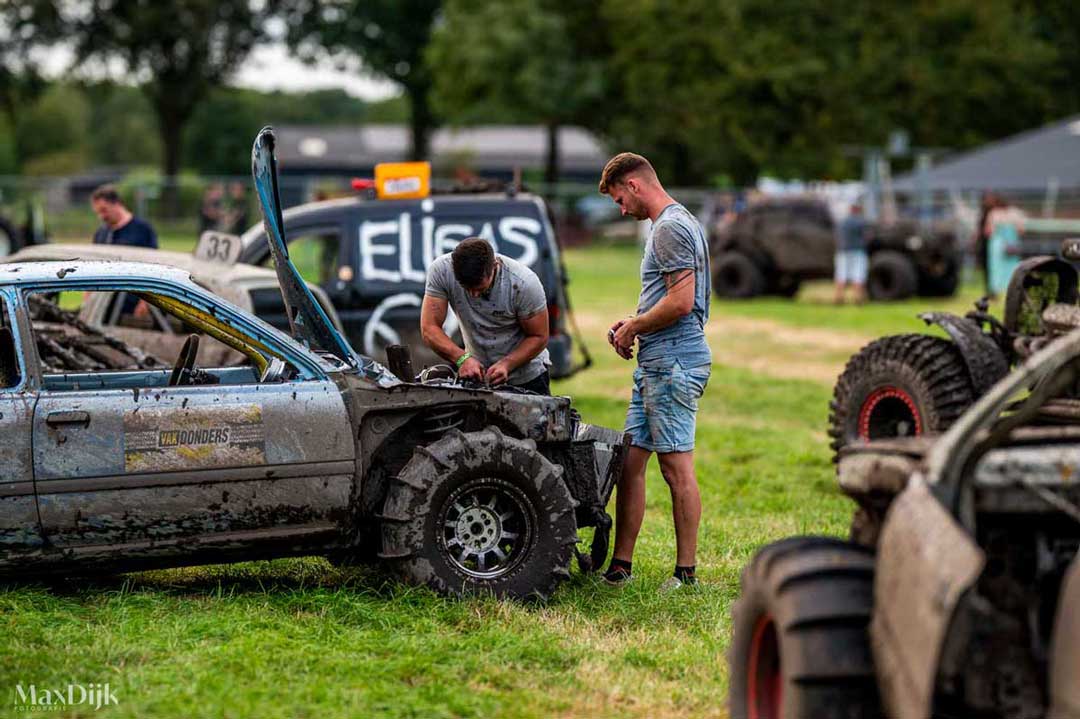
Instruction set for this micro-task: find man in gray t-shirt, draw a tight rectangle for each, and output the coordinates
[421,237,552,393]
[599,152,712,591]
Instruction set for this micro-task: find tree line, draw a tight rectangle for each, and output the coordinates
[3,0,1079,187]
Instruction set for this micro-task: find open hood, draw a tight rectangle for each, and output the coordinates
[251,127,397,385]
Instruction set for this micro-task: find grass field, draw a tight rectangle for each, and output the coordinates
[2,243,987,718]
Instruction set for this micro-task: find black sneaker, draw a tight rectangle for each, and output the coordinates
[602,566,633,586]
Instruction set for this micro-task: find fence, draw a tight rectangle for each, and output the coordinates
[2,173,1080,253]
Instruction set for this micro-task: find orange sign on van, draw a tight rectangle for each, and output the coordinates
[374,161,431,200]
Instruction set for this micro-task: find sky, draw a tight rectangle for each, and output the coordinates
[38,42,400,101]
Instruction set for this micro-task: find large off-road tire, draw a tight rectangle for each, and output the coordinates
[918,259,959,297]
[380,427,577,601]
[728,537,881,719]
[713,252,765,299]
[769,274,801,298]
[867,250,918,301]
[828,333,973,459]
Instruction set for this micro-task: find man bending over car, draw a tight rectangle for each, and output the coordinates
[421,237,552,394]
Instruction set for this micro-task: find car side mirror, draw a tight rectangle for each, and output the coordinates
[1062,237,1080,262]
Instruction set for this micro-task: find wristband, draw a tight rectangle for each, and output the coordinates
[455,352,472,369]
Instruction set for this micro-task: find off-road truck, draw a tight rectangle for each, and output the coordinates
[0,128,626,600]
[729,331,1080,719]
[709,197,959,300]
[829,241,1080,458]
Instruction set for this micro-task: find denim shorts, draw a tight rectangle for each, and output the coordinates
[625,360,711,454]
[834,250,868,284]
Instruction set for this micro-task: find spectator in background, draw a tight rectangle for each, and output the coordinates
[973,192,997,296]
[90,185,158,248]
[834,201,868,304]
[225,181,249,234]
[986,195,1026,297]
[198,183,225,235]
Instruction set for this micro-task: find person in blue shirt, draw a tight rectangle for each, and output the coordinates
[90,185,158,249]
[599,152,712,591]
[89,184,158,317]
[834,202,868,304]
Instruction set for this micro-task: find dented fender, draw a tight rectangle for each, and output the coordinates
[871,475,986,719]
[918,311,1009,395]
[1049,553,1080,719]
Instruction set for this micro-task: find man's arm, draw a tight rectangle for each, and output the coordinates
[613,270,694,353]
[485,308,549,385]
[420,294,483,379]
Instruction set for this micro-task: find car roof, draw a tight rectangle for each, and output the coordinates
[0,258,197,286]
[239,192,546,246]
[7,244,284,305]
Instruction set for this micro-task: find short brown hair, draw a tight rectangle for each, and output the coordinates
[451,237,495,288]
[599,152,655,194]
[90,184,123,205]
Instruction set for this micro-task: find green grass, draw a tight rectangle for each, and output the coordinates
[2,242,940,718]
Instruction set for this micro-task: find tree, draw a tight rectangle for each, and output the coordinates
[428,0,604,184]
[0,1,59,168]
[48,0,281,208]
[286,0,441,161]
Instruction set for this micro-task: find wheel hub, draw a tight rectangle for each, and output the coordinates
[858,385,922,440]
[455,506,501,552]
[440,479,535,579]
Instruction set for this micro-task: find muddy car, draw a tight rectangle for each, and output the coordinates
[0,128,626,600]
[8,243,345,368]
[710,198,959,300]
[728,331,1080,719]
[829,243,1080,458]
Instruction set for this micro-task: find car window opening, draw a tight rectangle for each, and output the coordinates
[27,290,298,392]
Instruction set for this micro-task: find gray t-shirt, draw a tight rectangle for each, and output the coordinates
[425,253,551,384]
[837,214,868,252]
[636,203,712,368]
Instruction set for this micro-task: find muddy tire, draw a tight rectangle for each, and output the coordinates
[713,252,765,299]
[867,250,917,301]
[770,274,801,298]
[728,537,881,719]
[828,333,973,459]
[918,259,959,297]
[380,427,577,601]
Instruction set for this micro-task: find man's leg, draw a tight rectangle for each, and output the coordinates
[657,450,701,567]
[611,445,651,563]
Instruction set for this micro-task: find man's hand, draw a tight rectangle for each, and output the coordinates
[458,356,485,381]
[485,359,511,385]
[610,318,637,360]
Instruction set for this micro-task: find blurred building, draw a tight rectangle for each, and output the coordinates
[274,124,607,184]
[895,115,1080,192]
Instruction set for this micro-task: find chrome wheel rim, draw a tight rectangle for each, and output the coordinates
[439,478,535,579]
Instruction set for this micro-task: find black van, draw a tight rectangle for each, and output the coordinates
[237,191,588,378]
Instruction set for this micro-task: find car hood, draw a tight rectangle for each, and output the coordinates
[251,127,397,387]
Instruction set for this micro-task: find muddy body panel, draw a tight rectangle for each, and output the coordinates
[870,477,986,719]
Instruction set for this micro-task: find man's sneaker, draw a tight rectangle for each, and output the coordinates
[602,566,633,586]
[660,575,698,593]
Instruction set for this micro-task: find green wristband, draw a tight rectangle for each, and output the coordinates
[455,352,472,369]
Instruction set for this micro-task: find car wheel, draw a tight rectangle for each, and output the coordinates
[728,537,882,719]
[867,250,918,301]
[713,252,765,299]
[380,426,577,600]
[918,259,960,297]
[828,334,973,460]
